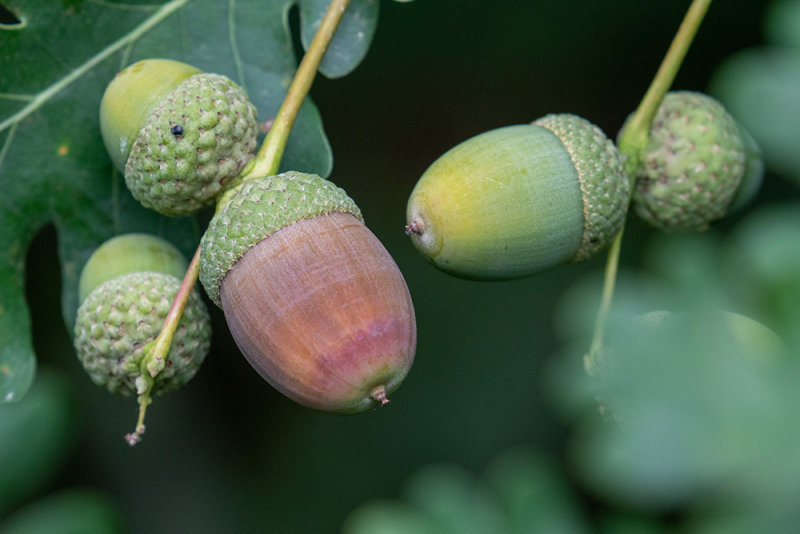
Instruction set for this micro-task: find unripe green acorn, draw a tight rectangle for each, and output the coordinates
[199,171,416,413]
[622,91,761,231]
[405,114,630,280]
[100,59,259,216]
[74,234,211,397]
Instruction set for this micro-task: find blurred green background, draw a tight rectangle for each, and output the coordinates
[8,0,800,532]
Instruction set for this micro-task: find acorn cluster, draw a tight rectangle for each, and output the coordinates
[77,58,417,439]
[405,91,763,280]
[80,54,762,443]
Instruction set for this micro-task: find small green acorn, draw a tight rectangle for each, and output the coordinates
[73,234,211,399]
[199,171,416,413]
[622,91,762,231]
[100,59,259,216]
[405,114,630,280]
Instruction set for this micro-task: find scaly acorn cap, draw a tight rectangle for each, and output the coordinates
[199,171,362,307]
[626,91,747,231]
[73,271,211,396]
[532,114,630,262]
[125,72,259,216]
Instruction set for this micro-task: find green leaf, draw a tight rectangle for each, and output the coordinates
[343,450,590,534]
[0,488,125,534]
[0,367,76,516]
[403,464,509,534]
[709,47,800,183]
[0,0,379,404]
[300,0,379,78]
[551,229,800,515]
[485,449,590,534]
[722,203,800,345]
[342,501,442,534]
[765,0,800,48]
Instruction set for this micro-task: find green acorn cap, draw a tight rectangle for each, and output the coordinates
[100,59,259,217]
[125,72,259,216]
[627,91,747,231]
[73,271,211,396]
[532,113,630,262]
[199,171,363,307]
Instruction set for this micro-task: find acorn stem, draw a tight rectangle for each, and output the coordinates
[245,0,353,180]
[617,0,712,181]
[584,0,711,374]
[144,245,202,378]
[584,228,623,375]
[112,243,206,445]
[124,244,202,445]
[126,374,153,446]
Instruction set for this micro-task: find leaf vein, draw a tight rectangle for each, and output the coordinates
[228,0,246,91]
[0,122,17,173]
[0,94,35,102]
[0,0,191,135]
[86,0,162,11]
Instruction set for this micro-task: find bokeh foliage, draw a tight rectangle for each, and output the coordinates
[3,0,799,533]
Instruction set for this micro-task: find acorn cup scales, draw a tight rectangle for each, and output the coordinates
[200,172,417,413]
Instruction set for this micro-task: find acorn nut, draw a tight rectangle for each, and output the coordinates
[100,59,259,216]
[199,171,417,413]
[73,234,211,397]
[621,91,763,231]
[405,114,630,280]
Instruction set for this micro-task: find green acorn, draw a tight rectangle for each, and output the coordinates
[622,91,761,231]
[405,114,630,280]
[199,171,416,413]
[73,234,211,399]
[100,59,259,216]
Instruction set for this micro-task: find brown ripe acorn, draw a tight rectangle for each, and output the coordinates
[199,171,416,412]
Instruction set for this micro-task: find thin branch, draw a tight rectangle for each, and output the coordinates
[246,0,353,179]
[584,0,713,374]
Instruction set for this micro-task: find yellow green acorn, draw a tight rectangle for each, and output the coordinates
[100,59,259,216]
[405,114,630,280]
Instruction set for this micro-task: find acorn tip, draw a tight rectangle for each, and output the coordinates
[370,385,390,406]
[405,218,424,236]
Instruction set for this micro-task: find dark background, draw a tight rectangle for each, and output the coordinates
[24,1,777,532]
